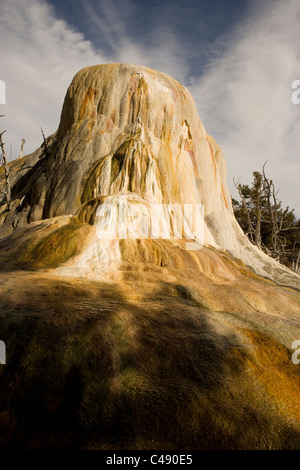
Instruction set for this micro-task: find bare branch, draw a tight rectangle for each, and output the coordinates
[18,138,26,159]
[39,125,49,158]
[233,176,255,242]
[0,130,11,211]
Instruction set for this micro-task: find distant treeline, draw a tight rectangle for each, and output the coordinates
[232,164,300,273]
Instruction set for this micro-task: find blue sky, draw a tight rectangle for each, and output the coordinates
[0,0,299,214]
[50,0,247,77]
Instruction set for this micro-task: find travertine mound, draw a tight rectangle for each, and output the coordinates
[0,63,298,287]
[0,65,299,450]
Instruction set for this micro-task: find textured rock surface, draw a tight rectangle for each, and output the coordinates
[0,268,300,450]
[0,64,299,449]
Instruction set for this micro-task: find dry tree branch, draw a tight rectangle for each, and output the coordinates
[233,177,255,243]
[0,129,11,211]
[18,138,26,159]
[39,125,49,158]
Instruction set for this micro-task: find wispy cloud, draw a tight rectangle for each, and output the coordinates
[191,0,300,214]
[81,0,132,52]
[0,0,106,157]
[80,0,190,82]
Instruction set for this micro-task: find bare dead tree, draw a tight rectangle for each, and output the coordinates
[18,138,26,159]
[0,128,11,211]
[262,163,300,264]
[262,162,279,256]
[39,125,49,158]
[233,177,255,243]
[254,186,262,249]
[295,250,300,273]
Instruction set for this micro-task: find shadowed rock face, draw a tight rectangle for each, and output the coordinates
[0,64,299,450]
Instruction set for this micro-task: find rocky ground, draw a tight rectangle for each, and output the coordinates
[0,245,299,449]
